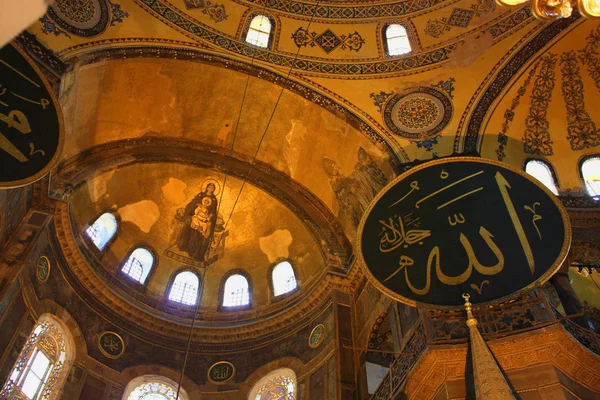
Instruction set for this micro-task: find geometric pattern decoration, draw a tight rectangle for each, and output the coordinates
[496,61,539,161]
[424,0,495,38]
[184,0,227,22]
[375,79,454,151]
[41,0,128,38]
[523,54,556,155]
[136,0,532,77]
[292,28,364,53]
[560,51,600,151]
[231,0,448,19]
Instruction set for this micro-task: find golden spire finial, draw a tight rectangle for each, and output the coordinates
[462,294,516,400]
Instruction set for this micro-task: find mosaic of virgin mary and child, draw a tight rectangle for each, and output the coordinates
[169,179,227,263]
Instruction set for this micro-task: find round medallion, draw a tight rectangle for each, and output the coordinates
[48,0,109,36]
[357,157,571,309]
[308,324,326,348]
[37,256,51,283]
[98,331,125,359]
[207,361,235,385]
[383,87,452,141]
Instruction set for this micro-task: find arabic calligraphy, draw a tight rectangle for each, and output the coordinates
[98,332,125,359]
[0,44,62,187]
[359,158,570,307]
[208,362,235,384]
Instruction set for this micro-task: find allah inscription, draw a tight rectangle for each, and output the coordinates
[0,44,64,188]
[207,361,235,385]
[358,157,571,308]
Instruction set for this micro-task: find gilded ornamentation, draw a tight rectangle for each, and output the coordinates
[292,28,365,53]
[571,242,600,267]
[378,81,454,151]
[184,0,227,23]
[37,255,51,283]
[560,51,600,150]
[98,331,125,359]
[0,321,67,400]
[308,324,326,348]
[424,0,496,38]
[496,62,539,160]
[256,375,295,400]
[523,54,556,155]
[136,0,531,77]
[462,294,516,400]
[41,0,128,38]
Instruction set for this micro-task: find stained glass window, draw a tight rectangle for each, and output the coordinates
[272,261,297,296]
[525,159,559,195]
[85,212,117,251]
[127,382,178,400]
[122,248,154,284]
[168,271,199,306]
[246,15,271,48]
[1,319,68,400]
[385,24,411,56]
[223,274,250,307]
[582,156,600,200]
[254,376,295,400]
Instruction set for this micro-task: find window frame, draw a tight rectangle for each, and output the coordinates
[268,259,299,301]
[118,244,158,286]
[218,270,253,311]
[381,21,415,58]
[579,154,600,201]
[523,158,560,195]
[239,11,278,50]
[164,268,202,308]
[82,209,120,257]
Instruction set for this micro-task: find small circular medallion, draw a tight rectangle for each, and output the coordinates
[382,87,452,143]
[98,331,125,359]
[308,324,326,348]
[207,361,235,385]
[37,256,51,283]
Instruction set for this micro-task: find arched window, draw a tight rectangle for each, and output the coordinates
[168,271,200,306]
[581,156,600,200]
[222,274,250,307]
[248,368,297,400]
[122,247,154,284]
[122,375,188,400]
[246,15,271,48]
[1,315,74,400]
[272,261,297,297]
[524,159,559,195]
[85,212,117,251]
[385,24,411,56]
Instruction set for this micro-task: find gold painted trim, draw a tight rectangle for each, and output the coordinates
[308,324,326,349]
[356,156,572,310]
[97,331,125,359]
[207,361,235,385]
[0,43,65,189]
[36,256,50,283]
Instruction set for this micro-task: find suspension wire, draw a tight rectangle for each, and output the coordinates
[174,6,274,400]
[214,1,322,250]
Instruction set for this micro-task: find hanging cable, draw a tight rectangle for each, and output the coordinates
[174,5,284,399]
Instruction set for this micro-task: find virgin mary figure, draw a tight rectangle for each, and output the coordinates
[176,182,218,262]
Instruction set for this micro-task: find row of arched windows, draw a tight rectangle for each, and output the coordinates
[524,156,600,199]
[244,13,412,56]
[83,215,298,308]
[1,314,297,399]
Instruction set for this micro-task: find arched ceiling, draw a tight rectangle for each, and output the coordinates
[22,0,600,344]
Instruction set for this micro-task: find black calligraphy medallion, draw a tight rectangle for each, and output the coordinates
[0,44,64,188]
[37,256,50,283]
[308,324,326,348]
[98,331,125,359]
[358,157,570,308]
[207,361,235,385]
